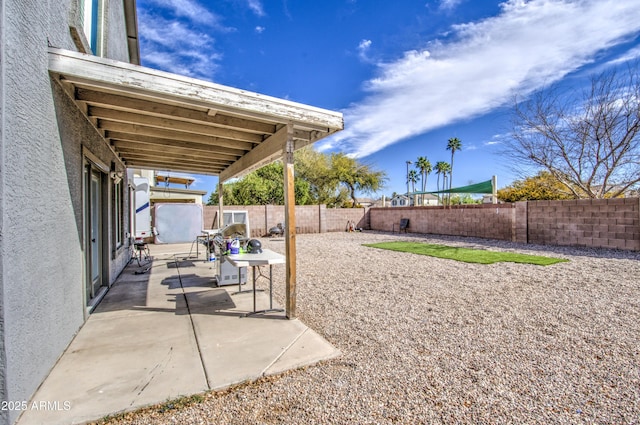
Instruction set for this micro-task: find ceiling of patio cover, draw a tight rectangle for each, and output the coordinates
[48,48,344,181]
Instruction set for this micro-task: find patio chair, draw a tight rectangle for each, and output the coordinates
[131,237,150,266]
[393,218,410,233]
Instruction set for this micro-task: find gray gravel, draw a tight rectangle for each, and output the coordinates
[97,231,640,424]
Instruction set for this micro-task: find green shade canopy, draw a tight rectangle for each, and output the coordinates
[413,179,494,195]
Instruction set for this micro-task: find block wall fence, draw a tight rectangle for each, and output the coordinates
[201,197,640,251]
[203,205,368,237]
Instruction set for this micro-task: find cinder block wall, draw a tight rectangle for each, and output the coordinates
[326,207,368,231]
[203,205,367,236]
[526,198,640,250]
[369,199,639,251]
[370,204,517,240]
[202,199,640,251]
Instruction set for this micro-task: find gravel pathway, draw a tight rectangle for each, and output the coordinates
[96,231,640,424]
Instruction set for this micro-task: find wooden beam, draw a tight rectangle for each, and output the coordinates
[113,143,233,165]
[107,132,241,160]
[89,105,265,143]
[283,124,296,319]
[119,152,225,169]
[99,121,253,153]
[219,125,289,181]
[123,154,225,168]
[124,159,222,175]
[76,88,277,135]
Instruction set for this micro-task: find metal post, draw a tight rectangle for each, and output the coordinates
[406,160,412,206]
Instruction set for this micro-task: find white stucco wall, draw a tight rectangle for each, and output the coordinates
[1,1,132,423]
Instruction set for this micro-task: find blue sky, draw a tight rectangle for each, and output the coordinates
[137,0,640,199]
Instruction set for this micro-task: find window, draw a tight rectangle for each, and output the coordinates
[113,180,123,248]
[81,0,104,55]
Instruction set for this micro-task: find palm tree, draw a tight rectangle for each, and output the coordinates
[442,163,452,205]
[407,169,419,205]
[434,161,449,205]
[415,156,432,206]
[446,137,462,205]
[433,161,447,204]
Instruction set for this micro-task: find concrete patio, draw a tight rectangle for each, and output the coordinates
[17,243,339,425]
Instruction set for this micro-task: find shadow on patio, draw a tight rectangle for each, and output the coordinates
[17,243,339,425]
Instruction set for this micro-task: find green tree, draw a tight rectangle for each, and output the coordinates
[446,137,462,205]
[207,162,313,205]
[497,171,576,202]
[295,147,344,207]
[208,150,387,208]
[331,153,387,207]
[450,194,481,205]
[207,181,239,206]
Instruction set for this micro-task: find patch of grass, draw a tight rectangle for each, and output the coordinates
[94,393,209,424]
[363,241,569,266]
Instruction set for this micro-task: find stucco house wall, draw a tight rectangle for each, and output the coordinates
[1,1,133,423]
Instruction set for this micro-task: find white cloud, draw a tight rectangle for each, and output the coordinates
[255,26,266,34]
[138,2,226,81]
[247,0,266,17]
[439,0,463,11]
[143,0,223,26]
[321,0,640,158]
[140,22,221,75]
[605,45,640,67]
[139,13,215,50]
[358,39,372,61]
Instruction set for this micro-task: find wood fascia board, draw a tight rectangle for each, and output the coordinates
[219,125,288,182]
[48,48,344,131]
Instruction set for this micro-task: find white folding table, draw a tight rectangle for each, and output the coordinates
[225,249,285,316]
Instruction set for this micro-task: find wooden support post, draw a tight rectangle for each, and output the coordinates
[492,175,498,204]
[218,181,224,229]
[283,124,297,319]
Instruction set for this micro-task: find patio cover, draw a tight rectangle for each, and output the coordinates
[48,47,344,318]
[47,48,343,179]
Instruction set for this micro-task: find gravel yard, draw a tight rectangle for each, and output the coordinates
[98,231,640,424]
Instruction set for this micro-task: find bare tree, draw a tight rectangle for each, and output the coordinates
[504,64,640,198]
